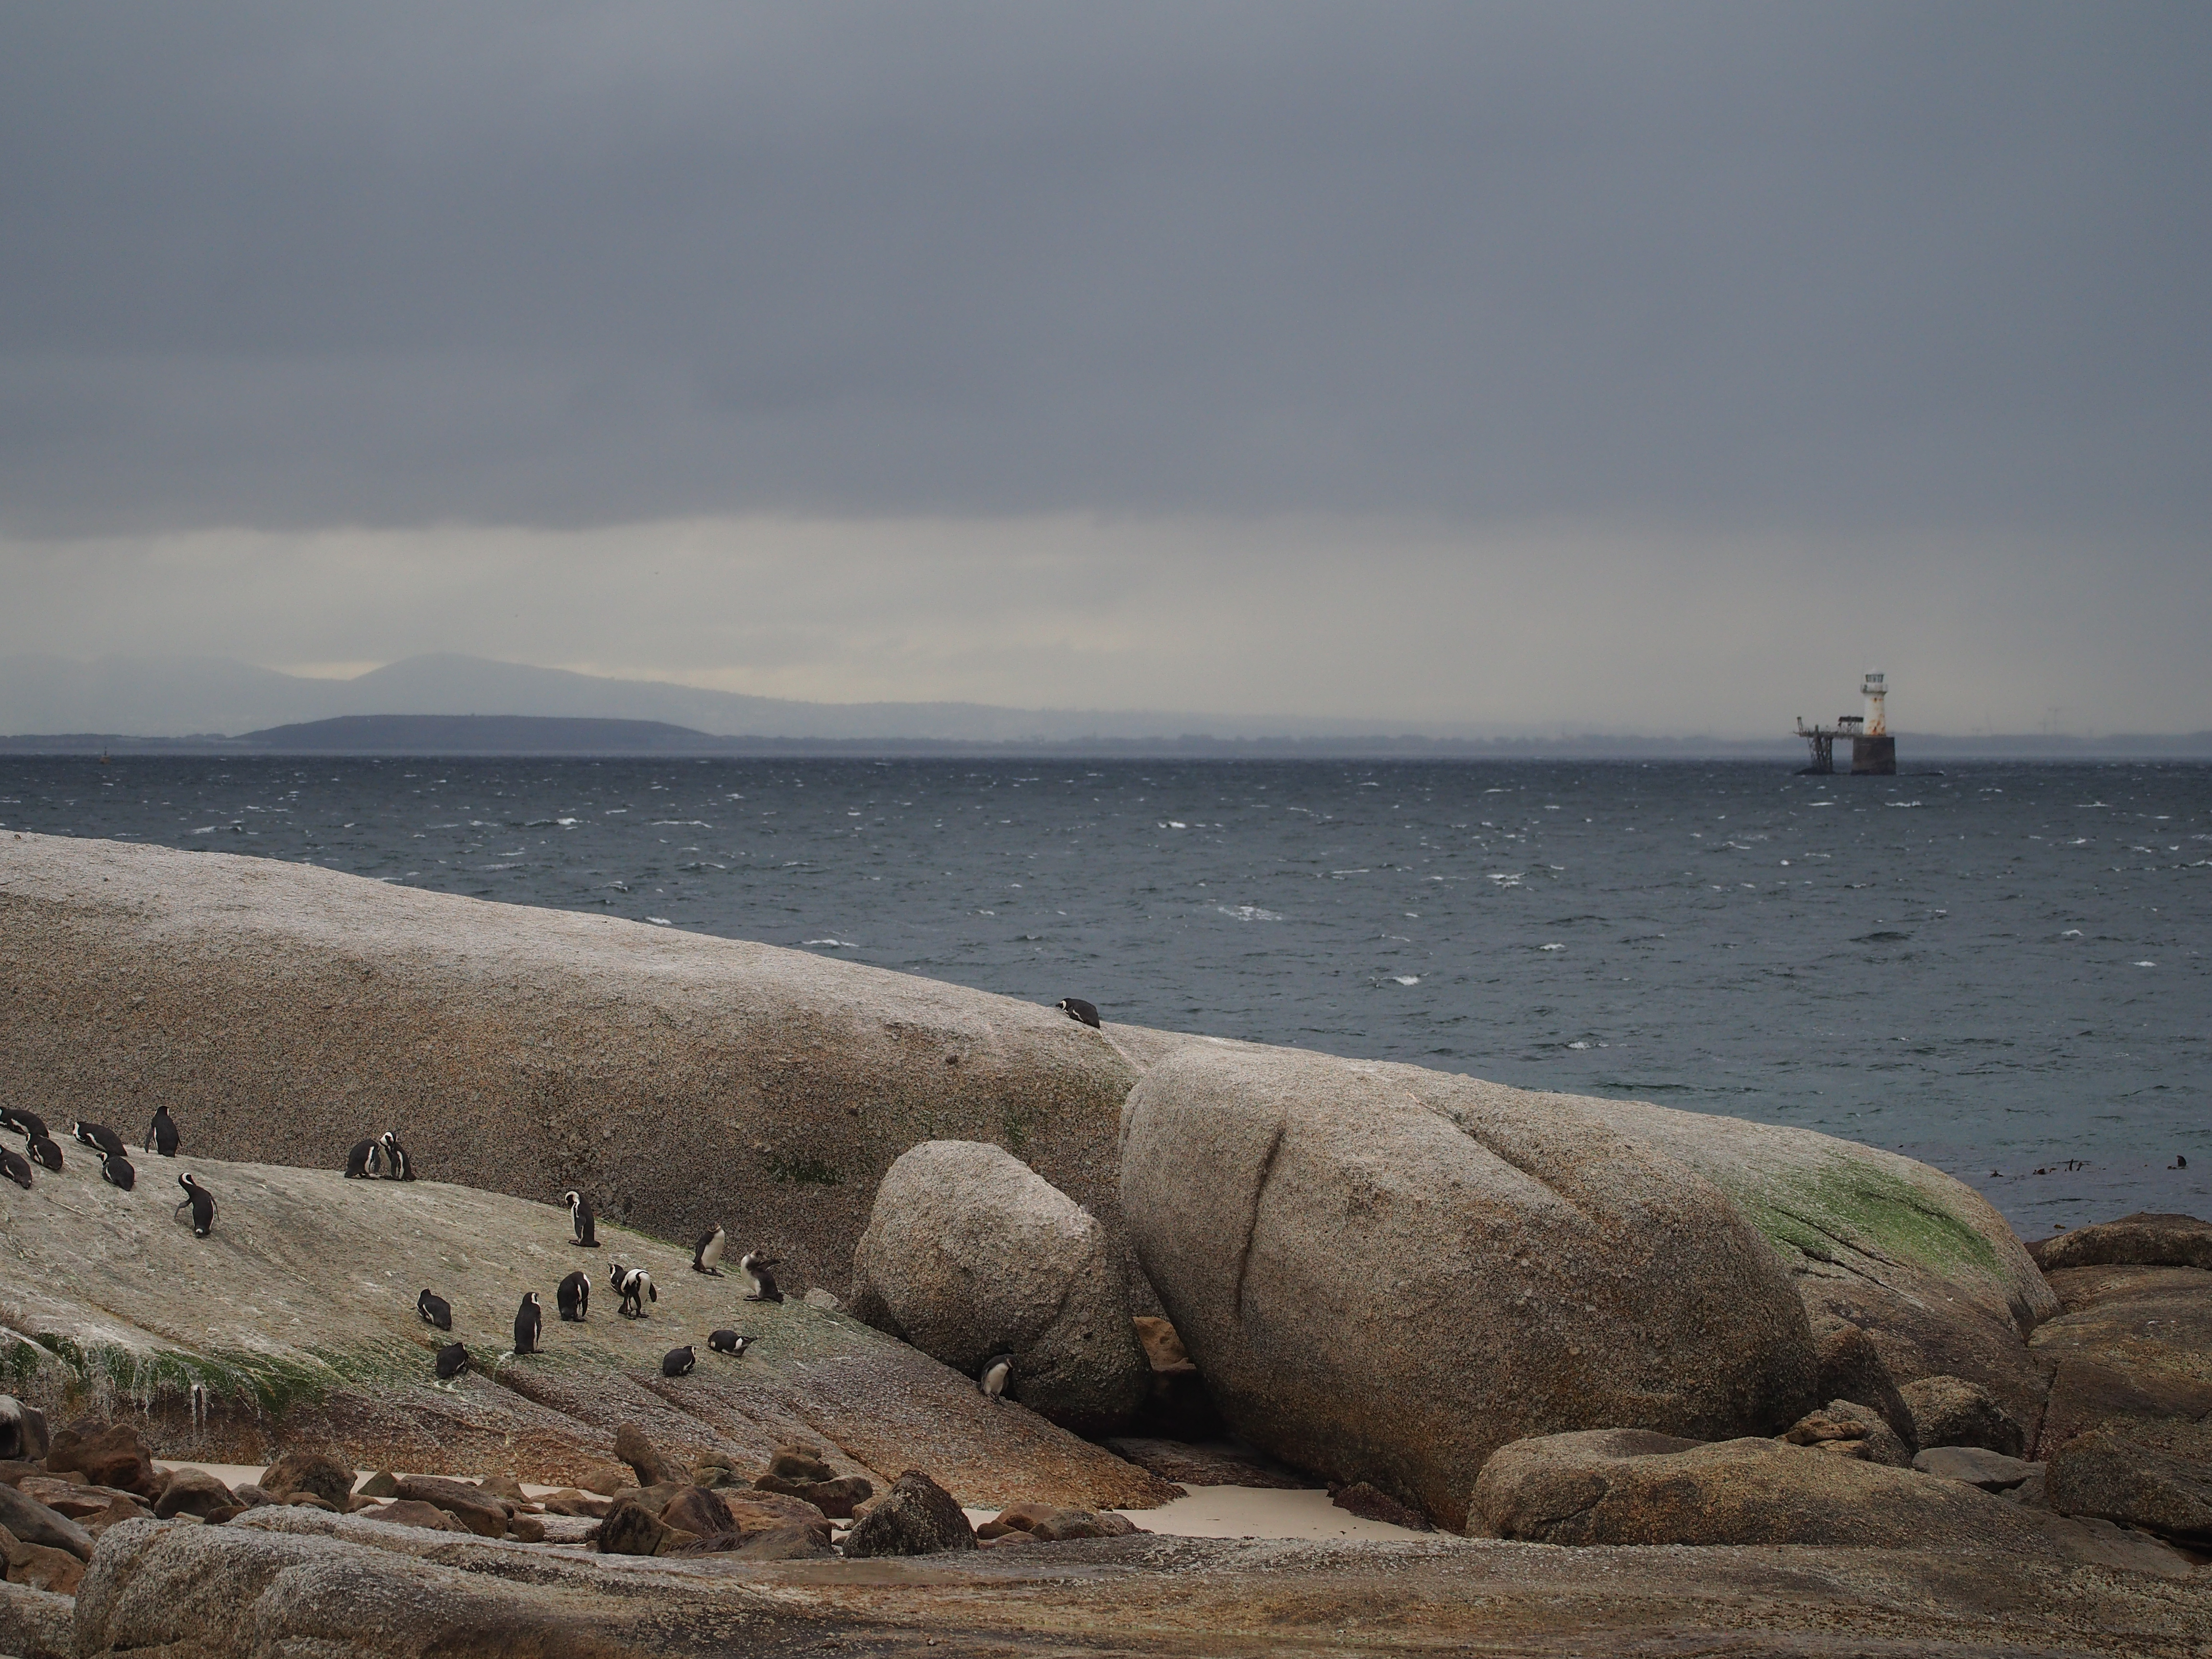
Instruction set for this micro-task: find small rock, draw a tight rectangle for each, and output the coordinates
[982,1500,1061,1536]
[693,1464,740,1491]
[153,1468,238,1520]
[0,1574,74,1659]
[506,1512,547,1543]
[1793,1400,1912,1469]
[0,1459,45,1488]
[577,1464,638,1498]
[660,1485,732,1538]
[84,1493,155,1533]
[479,1473,528,1503]
[538,1489,610,1518]
[394,1475,509,1539]
[1329,1482,1432,1531]
[1914,1446,2032,1491]
[355,1470,400,1499]
[804,1286,841,1310]
[231,1484,276,1507]
[613,1424,678,1489]
[2003,1466,2050,1507]
[1898,1377,2026,1459]
[595,1499,672,1557]
[285,1493,337,1512]
[1132,1315,1191,1371]
[840,1468,976,1558]
[2028,1212,2212,1273]
[360,1499,468,1533]
[44,1422,156,1497]
[0,1397,50,1464]
[0,1529,84,1597]
[261,1446,358,1509]
[766,1445,833,1484]
[0,1486,94,1563]
[1783,1412,1865,1446]
[725,1492,831,1534]
[1027,1509,1111,1541]
[1811,1324,1916,1448]
[737,1522,837,1559]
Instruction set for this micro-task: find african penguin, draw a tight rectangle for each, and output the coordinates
[379,1131,415,1182]
[691,1223,726,1275]
[27,1135,63,1173]
[739,1251,784,1304]
[145,1104,180,1157]
[417,1289,453,1331]
[344,1138,383,1179]
[556,1269,590,1322]
[979,1353,1014,1401]
[708,1329,750,1358]
[73,1119,126,1158]
[608,1262,655,1319]
[564,1190,598,1248]
[661,1345,696,1378]
[0,1147,31,1190]
[175,1173,216,1238]
[1055,997,1102,1029]
[1,1106,48,1142]
[100,1151,136,1191]
[435,1341,470,1381]
[514,1292,542,1355]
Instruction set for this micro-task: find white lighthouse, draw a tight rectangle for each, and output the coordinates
[1863,671,1887,737]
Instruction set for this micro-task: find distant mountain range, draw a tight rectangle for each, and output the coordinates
[1,653,2208,758]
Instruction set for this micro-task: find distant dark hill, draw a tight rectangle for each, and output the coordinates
[240,714,730,754]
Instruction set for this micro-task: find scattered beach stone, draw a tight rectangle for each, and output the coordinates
[595,1498,673,1557]
[1329,1483,1431,1531]
[613,1423,678,1489]
[394,1476,509,1539]
[0,1399,50,1466]
[0,1576,74,1659]
[849,1140,1151,1434]
[1784,1400,1911,1468]
[2028,1212,2212,1273]
[659,1484,731,1539]
[355,1469,400,1499]
[725,1491,832,1534]
[1898,1376,2026,1459]
[360,1498,469,1533]
[0,1484,94,1563]
[752,1467,872,1518]
[0,1459,45,1488]
[153,1468,239,1520]
[45,1421,156,1497]
[18,1479,112,1521]
[506,1511,547,1542]
[261,1445,359,1509]
[2003,1465,2049,1507]
[2046,1427,2212,1545]
[538,1488,609,1518]
[1121,1046,1826,1530]
[1812,1324,1915,1447]
[84,1493,156,1533]
[577,1464,637,1497]
[841,1469,976,1558]
[1914,1446,2032,1491]
[735,1522,837,1559]
[804,1286,841,1310]
[535,1513,602,1545]
[765,1445,833,1483]
[0,1527,84,1597]
[285,1493,337,1512]
[479,1473,528,1503]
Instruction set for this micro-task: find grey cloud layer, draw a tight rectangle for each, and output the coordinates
[3,2,2206,536]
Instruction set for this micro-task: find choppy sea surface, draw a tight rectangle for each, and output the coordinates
[4,756,2206,1238]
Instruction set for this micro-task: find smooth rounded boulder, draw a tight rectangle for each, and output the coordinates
[848,1141,1150,1434]
[1119,1044,1820,1529]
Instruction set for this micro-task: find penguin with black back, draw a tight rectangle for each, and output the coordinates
[417,1289,453,1331]
[100,1151,135,1191]
[514,1292,542,1355]
[344,1139,382,1179]
[691,1223,726,1275]
[661,1345,696,1378]
[564,1190,598,1247]
[379,1131,415,1181]
[0,1146,31,1190]
[979,1353,1014,1401]
[73,1120,126,1158]
[1,1106,48,1142]
[27,1135,62,1172]
[739,1251,784,1303]
[435,1342,469,1381]
[176,1173,216,1237]
[1055,997,1102,1029]
[708,1329,750,1357]
[608,1261,655,1319]
[145,1105,180,1157]
[556,1269,590,1322]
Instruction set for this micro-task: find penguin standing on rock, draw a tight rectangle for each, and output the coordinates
[608,1262,655,1319]
[564,1191,598,1248]
[435,1342,469,1381]
[979,1354,1014,1402]
[691,1224,726,1275]
[144,1105,180,1157]
[739,1251,784,1304]
[661,1346,696,1378]
[73,1120,126,1158]
[379,1131,415,1181]
[1055,997,1102,1029]
[176,1173,216,1237]
[514,1292,542,1356]
[708,1329,750,1358]
[27,1136,62,1173]
[417,1289,453,1331]
[556,1270,590,1322]
[100,1151,136,1191]
[344,1139,383,1179]
[0,1146,31,1190]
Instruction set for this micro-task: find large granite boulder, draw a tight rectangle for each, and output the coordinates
[2048,1428,2212,1546]
[2030,1213,2212,1273]
[2030,1262,2212,1460]
[848,1141,1150,1433]
[1119,1044,1821,1528]
[0,1578,73,1659]
[1469,1429,2188,1572]
[1899,1376,2027,1458]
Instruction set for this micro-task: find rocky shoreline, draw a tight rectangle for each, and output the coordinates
[3,831,2210,1653]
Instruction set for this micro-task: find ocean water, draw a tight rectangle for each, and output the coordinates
[4,755,2206,1237]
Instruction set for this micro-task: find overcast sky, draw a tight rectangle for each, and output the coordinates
[3,3,2206,733]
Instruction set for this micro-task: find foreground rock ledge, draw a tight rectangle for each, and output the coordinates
[60,1509,2212,1658]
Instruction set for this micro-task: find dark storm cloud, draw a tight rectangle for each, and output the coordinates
[1,2,2206,535]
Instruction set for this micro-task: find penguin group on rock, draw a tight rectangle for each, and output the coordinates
[343,1130,421,1181]
[1,1100,218,1238]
